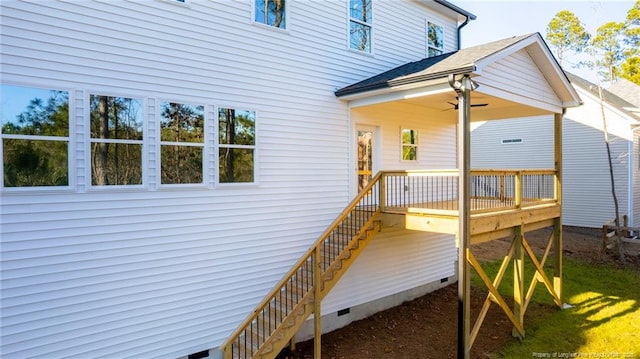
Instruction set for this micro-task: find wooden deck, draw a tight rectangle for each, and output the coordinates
[383,199,560,243]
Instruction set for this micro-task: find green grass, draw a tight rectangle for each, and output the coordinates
[471,257,640,359]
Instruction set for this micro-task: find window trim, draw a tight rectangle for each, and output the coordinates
[427,21,444,57]
[86,92,146,190]
[157,100,207,188]
[216,106,258,186]
[400,127,418,162]
[252,0,288,31]
[0,83,74,192]
[348,0,373,54]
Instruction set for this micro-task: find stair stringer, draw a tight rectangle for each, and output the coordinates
[251,214,382,359]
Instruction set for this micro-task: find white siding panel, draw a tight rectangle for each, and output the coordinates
[323,231,456,313]
[471,116,554,169]
[1,0,463,357]
[478,49,561,110]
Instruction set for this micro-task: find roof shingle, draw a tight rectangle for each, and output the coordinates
[335,34,535,97]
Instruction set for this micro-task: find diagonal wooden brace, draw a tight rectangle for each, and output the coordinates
[469,241,515,347]
[467,251,525,338]
[522,237,561,306]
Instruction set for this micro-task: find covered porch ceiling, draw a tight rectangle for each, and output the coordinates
[335,33,582,121]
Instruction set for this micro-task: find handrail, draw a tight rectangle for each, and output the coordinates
[379,169,557,214]
[220,168,558,357]
[220,171,384,357]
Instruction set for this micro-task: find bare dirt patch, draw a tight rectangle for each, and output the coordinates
[281,227,640,359]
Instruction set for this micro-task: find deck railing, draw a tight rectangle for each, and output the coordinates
[221,169,557,358]
[221,173,383,359]
[380,169,557,215]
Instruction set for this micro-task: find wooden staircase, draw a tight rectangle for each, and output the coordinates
[220,173,383,359]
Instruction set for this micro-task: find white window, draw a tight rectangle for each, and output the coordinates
[218,108,256,183]
[89,94,144,186]
[401,128,418,161]
[254,0,286,29]
[159,102,205,185]
[427,22,444,57]
[1,84,70,188]
[349,0,372,53]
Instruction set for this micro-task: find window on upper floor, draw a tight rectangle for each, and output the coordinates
[427,22,444,57]
[89,94,144,186]
[349,0,372,53]
[401,128,418,161]
[218,108,256,183]
[1,84,70,188]
[159,102,205,185]
[255,0,286,29]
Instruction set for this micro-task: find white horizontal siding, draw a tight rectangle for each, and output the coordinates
[471,116,554,169]
[478,49,561,111]
[0,0,463,358]
[323,230,456,313]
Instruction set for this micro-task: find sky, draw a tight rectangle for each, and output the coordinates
[455,0,635,83]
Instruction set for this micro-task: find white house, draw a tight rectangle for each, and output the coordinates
[0,1,580,359]
[471,73,640,229]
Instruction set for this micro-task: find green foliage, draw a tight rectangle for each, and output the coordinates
[591,21,627,83]
[474,258,640,358]
[545,10,590,65]
[545,3,640,85]
[621,1,640,84]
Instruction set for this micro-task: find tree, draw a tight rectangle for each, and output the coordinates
[591,21,627,83]
[545,10,590,65]
[621,0,640,84]
[545,3,639,85]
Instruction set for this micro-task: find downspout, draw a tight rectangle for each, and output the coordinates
[457,15,470,50]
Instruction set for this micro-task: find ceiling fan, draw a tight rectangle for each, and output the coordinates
[444,101,489,111]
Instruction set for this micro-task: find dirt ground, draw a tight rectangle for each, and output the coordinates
[281,226,640,359]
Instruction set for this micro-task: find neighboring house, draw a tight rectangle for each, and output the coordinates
[0,1,580,359]
[471,73,640,229]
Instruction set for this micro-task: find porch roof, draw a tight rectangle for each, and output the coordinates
[336,33,582,118]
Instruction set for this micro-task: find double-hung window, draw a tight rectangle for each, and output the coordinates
[160,102,205,185]
[1,84,70,188]
[218,108,256,183]
[254,0,286,29]
[349,0,372,53]
[427,22,444,57]
[89,94,144,186]
[401,128,418,161]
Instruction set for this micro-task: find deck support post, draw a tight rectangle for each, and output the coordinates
[513,226,525,338]
[313,247,322,359]
[553,112,563,307]
[450,73,476,359]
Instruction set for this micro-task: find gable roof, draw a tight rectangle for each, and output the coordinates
[567,72,640,119]
[335,34,532,97]
[335,33,580,109]
[607,78,640,108]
